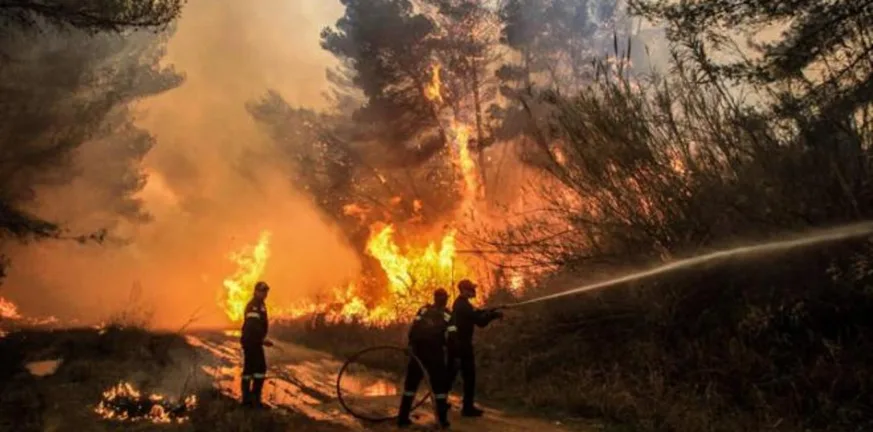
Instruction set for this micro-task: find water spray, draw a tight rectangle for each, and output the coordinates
[335,222,873,422]
[496,222,873,310]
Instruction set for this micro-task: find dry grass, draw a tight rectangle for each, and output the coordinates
[275,52,873,431]
[0,326,350,432]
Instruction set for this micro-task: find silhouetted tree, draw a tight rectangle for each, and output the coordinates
[423,0,502,193]
[493,0,628,143]
[0,0,184,33]
[0,26,182,281]
[321,0,445,167]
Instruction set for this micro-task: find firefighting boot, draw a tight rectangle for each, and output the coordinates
[240,377,252,407]
[252,378,267,409]
[436,399,451,429]
[397,394,414,427]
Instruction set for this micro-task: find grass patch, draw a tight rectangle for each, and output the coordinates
[0,326,350,432]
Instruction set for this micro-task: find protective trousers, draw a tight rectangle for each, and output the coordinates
[447,344,476,411]
[398,345,449,427]
[241,343,267,406]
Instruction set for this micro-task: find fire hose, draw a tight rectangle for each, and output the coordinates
[335,309,507,422]
[335,345,437,422]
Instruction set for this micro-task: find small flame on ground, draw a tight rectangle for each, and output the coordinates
[94,381,196,424]
[222,231,271,323]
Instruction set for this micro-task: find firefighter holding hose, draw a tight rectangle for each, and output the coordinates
[240,281,274,408]
[447,279,503,417]
[398,288,454,428]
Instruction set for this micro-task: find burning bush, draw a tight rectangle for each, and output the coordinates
[94,381,196,424]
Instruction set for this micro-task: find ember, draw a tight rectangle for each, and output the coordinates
[94,381,197,424]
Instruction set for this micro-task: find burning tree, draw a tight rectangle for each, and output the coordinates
[237,0,500,326]
[237,1,639,326]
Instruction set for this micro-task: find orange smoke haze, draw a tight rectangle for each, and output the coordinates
[0,0,358,329]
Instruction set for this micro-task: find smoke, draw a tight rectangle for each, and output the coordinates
[1,0,359,329]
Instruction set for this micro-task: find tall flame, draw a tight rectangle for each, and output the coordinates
[265,223,474,327]
[423,63,443,104]
[215,62,495,327]
[365,223,462,316]
[423,62,481,210]
[222,231,271,322]
[449,120,479,202]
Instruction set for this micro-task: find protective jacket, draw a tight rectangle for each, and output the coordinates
[399,303,454,427]
[408,303,454,348]
[449,296,498,348]
[240,299,268,346]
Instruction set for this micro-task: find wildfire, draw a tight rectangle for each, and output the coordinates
[449,120,480,202]
[0,296,21,320]
[365,223,465,316]
[222,231,271,323]
[423,62,481,210]
[508,271,525,293]
[423,63,444,104]
[94,381,197,424]
[248,223,474,327]
[215,62,495,327]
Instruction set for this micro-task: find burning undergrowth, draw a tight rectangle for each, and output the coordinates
[0,326,344,431]
[94,381,197,424]
[219,61,544,329]
[220,221,480,328]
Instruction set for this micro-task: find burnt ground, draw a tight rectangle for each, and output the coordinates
[0,326,350,432]
[0,325,602,432]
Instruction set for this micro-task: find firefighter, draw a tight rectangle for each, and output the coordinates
[397,288,454,428]
[240,281,274,408]
[447,279,502,417]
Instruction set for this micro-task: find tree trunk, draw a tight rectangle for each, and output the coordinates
[472,57,487,199]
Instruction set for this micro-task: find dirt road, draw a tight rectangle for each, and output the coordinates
[186,331,595,432]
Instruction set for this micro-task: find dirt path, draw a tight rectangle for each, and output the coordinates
[186,331,595,431]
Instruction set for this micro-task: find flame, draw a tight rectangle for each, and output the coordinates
[343,203,370,223]
[221,231,271,323]
[423,62,481,210]
[449,120,479,202]
[365,223,462,315]
[508,271,525,293]
[0,296,21,320]
[214,62,500,327]
[269,223,475,327]
[423,64,443,104]
[94,381,196,424]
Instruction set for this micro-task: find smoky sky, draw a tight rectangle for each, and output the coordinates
[2,0,361,329]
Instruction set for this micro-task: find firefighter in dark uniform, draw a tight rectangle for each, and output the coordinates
[397,288,454,428]
[447,279,502,417]
[240,281,274,408]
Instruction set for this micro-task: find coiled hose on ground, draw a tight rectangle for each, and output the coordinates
[335,345,437,422]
